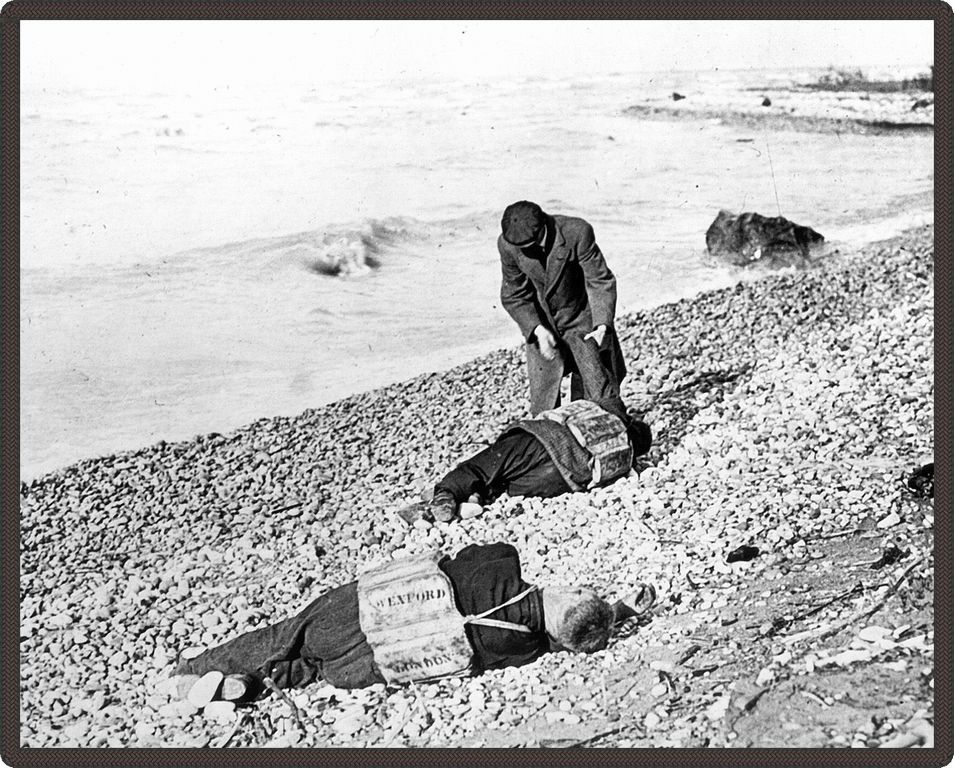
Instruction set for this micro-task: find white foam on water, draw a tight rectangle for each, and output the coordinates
[19,66,934,479]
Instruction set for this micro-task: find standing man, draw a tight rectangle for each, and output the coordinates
[499,201,626,416]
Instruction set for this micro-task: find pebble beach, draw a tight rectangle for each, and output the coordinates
[19,215,935,748]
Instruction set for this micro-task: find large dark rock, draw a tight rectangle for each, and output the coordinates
[705,210,825,266]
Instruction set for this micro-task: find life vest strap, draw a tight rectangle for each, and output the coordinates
[538,400,632,487]
[466,617,534,633]
[462,584,537,633]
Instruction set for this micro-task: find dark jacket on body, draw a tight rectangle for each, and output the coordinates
[176,544,547,691]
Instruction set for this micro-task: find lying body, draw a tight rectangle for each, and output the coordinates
[406,397,652,523]
[173,543,655,703]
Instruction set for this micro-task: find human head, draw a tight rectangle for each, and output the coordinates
[542,586,614,653]
[501,200,547,247]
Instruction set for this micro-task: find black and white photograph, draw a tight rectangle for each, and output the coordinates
[12,11,941,753]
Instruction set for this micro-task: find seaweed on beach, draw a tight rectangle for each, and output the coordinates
[801,66,934,93]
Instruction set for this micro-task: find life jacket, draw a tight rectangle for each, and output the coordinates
[357,551,537,684]
[539,399,633,488]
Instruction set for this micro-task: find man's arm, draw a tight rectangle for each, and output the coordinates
[499,239,546,340]
[575,222,617,331]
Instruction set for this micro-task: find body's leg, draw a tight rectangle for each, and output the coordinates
[175,583,362,693]
[505,450,571,499]
[435,431,571,502]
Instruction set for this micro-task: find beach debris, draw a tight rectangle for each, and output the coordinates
[905,462,934,498]
[171,674,201,701]
[869,544,908,570]
[706,692,732,721]
[879,718,934,748]
[263,675,307,737]
[331,705,370,735]
[396,501,428,525]
[459,502,483,519]
[671,92,686,101]
[705,210,824,267]
[204,700,237,725]
[877,511,901,529]
[910,98,933,111]
[761,97,772,107]
[726,544,760,563]
[187,671,224,709]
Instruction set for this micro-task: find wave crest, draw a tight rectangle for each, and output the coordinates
[287,218,423,277]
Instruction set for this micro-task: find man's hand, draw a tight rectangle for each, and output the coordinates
[611,583,657,625]
[532,325,558,361]
[583,324,607,346]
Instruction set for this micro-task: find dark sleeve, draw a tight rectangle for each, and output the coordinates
[499,236,545,341]
[439,543,549,674]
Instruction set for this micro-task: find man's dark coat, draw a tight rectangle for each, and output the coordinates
[499,213,626,414]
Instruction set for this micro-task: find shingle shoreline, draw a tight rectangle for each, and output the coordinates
[18,224,935,748]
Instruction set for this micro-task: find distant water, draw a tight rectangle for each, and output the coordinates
[19,66,934,479]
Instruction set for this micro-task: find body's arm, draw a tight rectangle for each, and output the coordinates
[434,466,486,506]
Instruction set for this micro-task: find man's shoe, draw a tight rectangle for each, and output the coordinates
[429,491,458,523]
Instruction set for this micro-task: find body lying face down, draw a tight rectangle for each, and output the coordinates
[414,398,653,523]
[171,543,656,706]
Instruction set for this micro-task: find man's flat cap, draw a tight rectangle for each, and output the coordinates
[501,200,546,246]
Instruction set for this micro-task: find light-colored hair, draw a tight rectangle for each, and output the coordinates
[557,591,614,653]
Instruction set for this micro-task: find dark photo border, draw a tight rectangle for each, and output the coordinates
[2,2,950,767]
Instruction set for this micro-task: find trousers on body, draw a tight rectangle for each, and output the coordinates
[435,430,572,504]
[175,581,385,693]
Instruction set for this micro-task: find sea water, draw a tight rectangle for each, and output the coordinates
[19,67,933,479]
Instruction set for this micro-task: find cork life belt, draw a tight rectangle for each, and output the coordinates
[357,551,536,684]
[540,399,633,488]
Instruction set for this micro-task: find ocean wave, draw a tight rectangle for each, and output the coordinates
[266,217,428,277]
